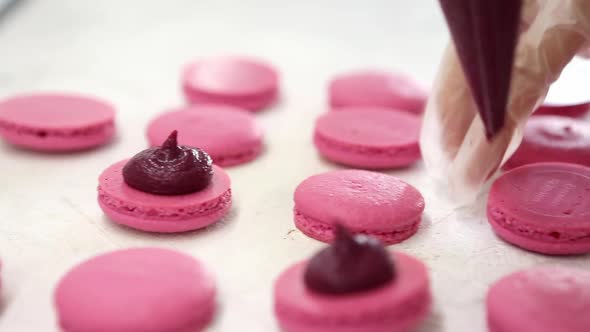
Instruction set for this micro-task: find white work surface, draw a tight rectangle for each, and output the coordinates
[1,1,589,331]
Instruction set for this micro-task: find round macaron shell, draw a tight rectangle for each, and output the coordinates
[98,160,232,233]
[147,105,263,167]
[329,71,427,114]
[0,93,115,151]
[504,116,590,169]
[55,247,216,332]
[314,108,421,169]
[488,162,590,254]
[274,252,431,332]
[487,266,590,332]
[294,170,425,245]
[182,56,279,111]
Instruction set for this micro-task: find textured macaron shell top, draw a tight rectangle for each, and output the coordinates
[315,108,420,148]
[55,247,216,332]
[489,163,590,232]
[0,93,115,130]
[183,57,278,97]
[294,170,425,232]
[147,105,263,163]
[274,252,430,329]
[329,71,427,113]
[487,266,590,332]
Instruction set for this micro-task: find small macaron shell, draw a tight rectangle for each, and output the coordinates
[329,71,427,114]
[55,248,216,332]
[98,160,232,233]
[182,56,279,111]
[504,116,590,170]
[487,266,590,332]
[487,162,590,255]
[274,252,431,332]
[314,108,421,169]
[0,93,115,152]
[147,105,263,167]
[294,170,425,245]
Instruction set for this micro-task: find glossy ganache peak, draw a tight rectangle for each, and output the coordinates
[123,130,214,195]
[439,0,522,139]
[304,225,395,295]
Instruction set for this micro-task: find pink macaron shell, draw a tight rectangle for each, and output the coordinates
[504,116,590,170]
[294,170,425,245]
[314,108,421,169]
[147,105,263,167]
[487,266,590,332]
[55,248,216,332]
[0,93,116,152]
[488,162,590,255]
[274,252,431,332]
[98,160,232,233]
[329,71,428,114]
[534,102,589,118]
[182,56,279,111]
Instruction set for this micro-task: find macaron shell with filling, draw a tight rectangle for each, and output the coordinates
[329,70,427,114]
[313,108,421,169]
[274,252,431,332]
[487,266,590,332]
[294,170,425,244]
[55,247,216,332]
[98,160,232,233]
[0,93,116,152]
[147,105,263,167]
[487,162,590,255]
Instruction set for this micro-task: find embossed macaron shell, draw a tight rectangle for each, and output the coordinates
[487,266,590,332]
[487,162,590,255]
[274,252,431,332]
[0,93,115,152]
[504,116,590,170]
[314,108,421,169]
[182,56,279,111]
[329,70,428,114]
[147,105,263,167]
[55,247,216,332]
[294,170,425,245]
[98,160,232,233]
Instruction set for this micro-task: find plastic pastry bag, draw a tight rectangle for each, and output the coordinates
[421,0,590,204]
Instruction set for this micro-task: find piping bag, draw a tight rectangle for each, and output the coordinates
[421,0,590,204]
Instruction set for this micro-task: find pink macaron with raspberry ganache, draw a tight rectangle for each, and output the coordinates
[487,266,590,332]
[274,226,431,332]
[294,170,425,245]
[98,130,232,233]
[487,162,590,255]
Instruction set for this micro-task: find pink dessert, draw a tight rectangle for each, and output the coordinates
[487,162,590,255]
[293,170,425,245]
[55,247,216,332]
[98,160,231,233]
[182,56,279,111]
[274,252,431,332]
[314,108,421,169]
[504,116,590,170]
[328,70,427,114]
[147,105,263,167]
[534,102,590,118]
[487,266,590,332]
[0,93,115,152]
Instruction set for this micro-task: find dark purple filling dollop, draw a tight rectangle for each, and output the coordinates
[123,130,213,195]
[304,225,395,295]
